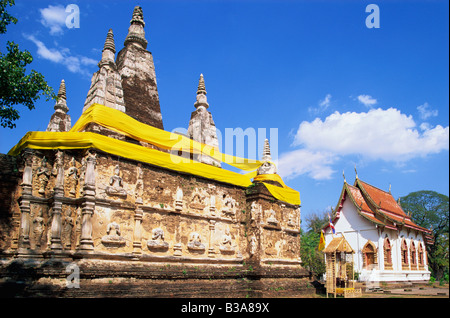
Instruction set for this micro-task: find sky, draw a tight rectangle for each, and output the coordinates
[1,0,448,228]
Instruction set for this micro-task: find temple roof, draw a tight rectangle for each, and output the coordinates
[323,236,354,253]
[325,177,432,238]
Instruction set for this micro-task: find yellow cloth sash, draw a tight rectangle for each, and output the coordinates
[70,104,263,171]
[8,104,300,205]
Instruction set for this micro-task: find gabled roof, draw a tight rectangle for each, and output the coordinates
[323,236,354,253]
[324,178,432,239]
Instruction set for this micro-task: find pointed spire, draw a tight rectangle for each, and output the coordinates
[124,6,148,49]
[197,74,207,95]
[47,79,71,132]
[354,165,358,179]
[262,138,272,161]
[343,170,346,183]
[130,6,145,27]
[103,28,116,53]
[57,79,66,100]
[54,79,68,113]
[194,73,209,109]
[389,183,392,193]
[99,29,116,67]
[257,138,277,174]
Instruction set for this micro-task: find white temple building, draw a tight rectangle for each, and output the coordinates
[323,175,433,283]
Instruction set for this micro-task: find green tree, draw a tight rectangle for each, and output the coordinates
[399,190,449,281]
[0,0,55,129]
[300,211,329,279]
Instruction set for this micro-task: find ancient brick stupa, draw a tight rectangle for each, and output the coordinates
[0,6,307,297]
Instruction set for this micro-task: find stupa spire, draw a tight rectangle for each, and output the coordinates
[124,6,148,49]
[47,79,71,132]
[194,73,209,109]
[99,29,116,67]
[262,138,272,161]
[103,29,116,53]
[57,79,67,102]
[257,139,277,175]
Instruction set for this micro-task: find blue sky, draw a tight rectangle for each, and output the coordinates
[1,0,448,226]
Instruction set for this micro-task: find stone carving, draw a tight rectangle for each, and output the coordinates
[147,227,169,251]
[135,165,144,204]
[175,187,183,211]
[189,188,206,211]
[219,227,235,254]
[62,208,74,249]
[101,222,126,247]
[106,165,127,197]
[32,208,45,248]
[266,209,279,225]
[79,157,86,195]
[187,232,205,251]
[222,194,237,217]
[209,195,216,215]
[36,157,50,195]
[67,157,78,197]
[250,235,258,256]
[250,201,260,221]
[288,211,298,228]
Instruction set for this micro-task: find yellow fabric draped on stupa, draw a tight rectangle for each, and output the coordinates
[8,104,300,205]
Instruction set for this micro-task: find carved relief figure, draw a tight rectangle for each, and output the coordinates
[62,208,74,249]
[101,221,126,247]
[106,165,127,197]
[33,208,45,248]
[219,227,235,253]
[189,188,206,211]
[250,201,260,221]
[135,165,144,204]
[79,157,86,195]
[67,157,78,197]
[187,232,205,251]
[249,235,257,256]
[36,157,50,195]
[147,227,169,250]
[266,209,278,225]
[222,194,237,216]
[175,187,183,210]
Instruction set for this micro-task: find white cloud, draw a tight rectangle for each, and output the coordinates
[293,108,449,161]
[24,34,96,77]
[417,102,438,120]
[279,107,449,181]
[40,5,67,35]
[25,35,64,63]
[357,94,377,107]
[308,94,332,115]
[278,149,336,181]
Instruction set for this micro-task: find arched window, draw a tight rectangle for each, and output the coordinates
[362,241,377,270]
[383,238,393,270]
[410,241,417,269]
[401,239,409,270]
[418,242,425,269]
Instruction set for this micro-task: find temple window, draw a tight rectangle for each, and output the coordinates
[383,238,393,270]
[410,241,417,268]
[401,239,409,270]
[362,241,377,270]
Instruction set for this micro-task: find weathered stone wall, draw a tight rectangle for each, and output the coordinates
[0,148,306,297]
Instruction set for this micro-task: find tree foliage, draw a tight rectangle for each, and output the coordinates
[400,190,449,280]
[0,0,55,128]
[300,211,329,279]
